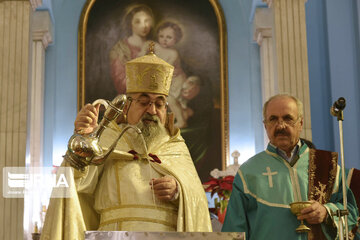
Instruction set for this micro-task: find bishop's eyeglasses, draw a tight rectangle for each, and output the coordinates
[128,96,168,111]
[263,115,300,127]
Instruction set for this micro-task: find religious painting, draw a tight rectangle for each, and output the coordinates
[78,0,228,181]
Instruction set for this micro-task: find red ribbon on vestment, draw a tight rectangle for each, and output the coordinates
[127,150,161,164]
[148,153,161,164]
[128,150,139,160]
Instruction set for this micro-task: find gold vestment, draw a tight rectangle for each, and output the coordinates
[41,122,212,240]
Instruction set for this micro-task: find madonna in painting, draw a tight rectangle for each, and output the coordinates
[109,4,154,94]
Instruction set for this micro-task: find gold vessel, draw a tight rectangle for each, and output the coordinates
[289,201,312,233]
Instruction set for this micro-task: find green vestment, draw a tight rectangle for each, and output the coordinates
[222,143,359,240]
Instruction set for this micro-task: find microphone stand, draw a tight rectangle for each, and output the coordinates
[330,98,349,240]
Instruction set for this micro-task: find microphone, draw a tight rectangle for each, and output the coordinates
[330,97,346,116]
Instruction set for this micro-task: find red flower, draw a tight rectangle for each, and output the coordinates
[203,175,235,216]
[203,175,235,199]
[219,176,234,191]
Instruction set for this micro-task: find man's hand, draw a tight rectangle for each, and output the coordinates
[150,176,177,201]
[74,104,100,135]
[298,201,328,224]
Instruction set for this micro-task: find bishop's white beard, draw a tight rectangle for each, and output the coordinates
[134,113,168,152]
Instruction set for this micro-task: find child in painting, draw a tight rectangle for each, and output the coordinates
[139,20,187,128]
[155,21,182,65]
[155,21,188,128]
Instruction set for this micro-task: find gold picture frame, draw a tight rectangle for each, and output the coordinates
[77,0,228,180]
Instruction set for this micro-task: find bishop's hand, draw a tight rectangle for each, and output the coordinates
[150,176,178,201]
[74,104,100,135]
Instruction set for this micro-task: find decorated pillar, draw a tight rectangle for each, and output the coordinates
[0,1,31,239]
[29,11,52,168]
[254,7,277,145]
[25,9,52,238]
[259,0,312,140]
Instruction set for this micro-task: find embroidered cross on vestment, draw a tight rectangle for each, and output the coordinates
[262,166,278,188]
[314,182,327,203]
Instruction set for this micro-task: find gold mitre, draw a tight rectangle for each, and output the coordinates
[126,44,174,96]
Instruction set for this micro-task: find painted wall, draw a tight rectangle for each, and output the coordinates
[220,0,263,163]
[43,0,87,166]
[306,0,360,169]
[42,0,360,170]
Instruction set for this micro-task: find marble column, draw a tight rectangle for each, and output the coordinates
[259,0,312,141]
[254,7,276,146]
[29,11,52,168]
[25,9,52,238]
[0,1,31,239]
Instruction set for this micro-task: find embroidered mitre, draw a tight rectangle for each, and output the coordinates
[125,47,174,96]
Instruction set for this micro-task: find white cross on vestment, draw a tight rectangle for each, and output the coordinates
[262,167,278,188]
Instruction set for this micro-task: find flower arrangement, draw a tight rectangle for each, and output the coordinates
[203,175,235,223]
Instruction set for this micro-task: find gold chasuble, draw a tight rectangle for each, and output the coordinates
[40,122,212,240]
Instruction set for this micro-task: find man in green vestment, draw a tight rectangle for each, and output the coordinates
[41,50,212,240]
[222,94,359,239]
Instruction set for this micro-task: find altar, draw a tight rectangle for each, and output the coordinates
[85,231,244,240]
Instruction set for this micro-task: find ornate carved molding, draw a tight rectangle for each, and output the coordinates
[262,0,273,8]
[254,28,272,45]
[32,30,52,49]
[263,0,308,8]
[29,0,42,10]
[253,8,273,45]
[32,11,52,49]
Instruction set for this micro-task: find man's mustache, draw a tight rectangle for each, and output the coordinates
[274,129,290,137]
[142,113,159,123]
